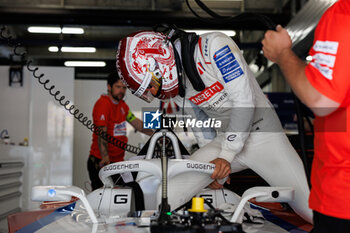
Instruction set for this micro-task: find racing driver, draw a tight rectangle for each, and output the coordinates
[116,29,313,223]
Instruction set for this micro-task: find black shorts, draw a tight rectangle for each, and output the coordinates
[313,211,350,233]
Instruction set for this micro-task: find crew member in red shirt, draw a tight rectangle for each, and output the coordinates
[88,72,153,190]
[262,1,350,232]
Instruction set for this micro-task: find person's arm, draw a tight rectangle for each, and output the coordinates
[208,33,256,179]
[262,25,340,116]
[129,117,154,136]
[126,110,153,136]
[92,98,111,167]
[173,96,227,180]
[97,126,110,167]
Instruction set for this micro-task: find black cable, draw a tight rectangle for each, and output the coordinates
[185,0,277,30]
[194,0,230,19]
[203,198,231,224]
[0,25,140,154]
[185,0,204,20]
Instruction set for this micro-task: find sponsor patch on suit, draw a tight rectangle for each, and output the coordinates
[214,45,244,83]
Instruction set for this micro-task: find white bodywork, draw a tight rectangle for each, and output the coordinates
[21,130,301,233]
[30,184,294,233]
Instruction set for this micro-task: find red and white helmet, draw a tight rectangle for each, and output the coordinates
[116,31,179,102]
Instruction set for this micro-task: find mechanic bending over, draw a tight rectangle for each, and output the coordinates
[88,72,153,193]
[116,29,313,223]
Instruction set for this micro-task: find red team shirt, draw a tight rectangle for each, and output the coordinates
[89,95,129,163]
[305,0,350,219]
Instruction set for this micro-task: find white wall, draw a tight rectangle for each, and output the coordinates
[27,66,74,189]
[0,66,74,211]
[0,66,30,144]
[73,79,159,192]
[1,64,163,205]
[73,80,105,192]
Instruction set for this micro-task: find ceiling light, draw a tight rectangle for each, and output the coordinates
[64,61,106,67]
[48,46,96,53]
[185,30,236,37]
[28,26,84,34]
[61,47,96,53]
[61,27,84,34]
[28,27,61,34]
[48,46,59,52]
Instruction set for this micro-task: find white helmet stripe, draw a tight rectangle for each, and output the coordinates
[133,71,152,97]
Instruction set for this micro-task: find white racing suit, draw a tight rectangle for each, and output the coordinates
[160,32,312,223]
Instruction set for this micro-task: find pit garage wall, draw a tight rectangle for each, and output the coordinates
[0,64,158,223]
[27,66,74,203]
[0,66,30,144]
[0,66,74,222]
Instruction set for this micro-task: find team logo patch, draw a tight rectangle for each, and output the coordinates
[310,62,333,80]
[100,114,105,121]
[143,109,161,129]
[213,45,244,83]
[189,81,224,105]
[114,121,127,136]
[227,134,237,141]
[313,40,339,55]
[310,40,339,81]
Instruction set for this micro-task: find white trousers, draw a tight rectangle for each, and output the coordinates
[159,132,313,223]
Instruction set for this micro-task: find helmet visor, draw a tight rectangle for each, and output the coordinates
[132,62,163,103]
